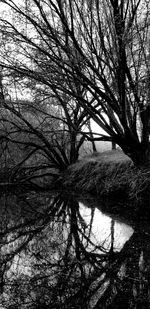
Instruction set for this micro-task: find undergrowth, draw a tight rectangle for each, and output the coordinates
[60,159,150,223]
[62,160,132,195]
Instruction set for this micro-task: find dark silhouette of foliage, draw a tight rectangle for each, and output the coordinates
[0,0,150,166]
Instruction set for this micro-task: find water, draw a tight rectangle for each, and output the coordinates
[0,191,149,308]
[79,202,133,251]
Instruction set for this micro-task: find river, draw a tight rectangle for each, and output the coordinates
[0,191,149,308]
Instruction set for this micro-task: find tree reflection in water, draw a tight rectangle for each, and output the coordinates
[0,191,149,308]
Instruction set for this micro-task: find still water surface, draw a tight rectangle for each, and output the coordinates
[0,191,148,308]
[79,201,134,250]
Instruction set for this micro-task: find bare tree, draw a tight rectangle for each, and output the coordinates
[0,66,91,188]
[0,0,150,166]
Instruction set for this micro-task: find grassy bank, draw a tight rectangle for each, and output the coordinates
[61,149,132,194]
[60,150,150,227]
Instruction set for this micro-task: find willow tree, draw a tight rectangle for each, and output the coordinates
[0,0,150,166]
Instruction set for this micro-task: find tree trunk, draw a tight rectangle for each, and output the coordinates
[116,131,150,167]
[69,131,79,164]
[112,141,116,150]
[122,143,150,168]
[130,150,150,168]
[87,120,97,153]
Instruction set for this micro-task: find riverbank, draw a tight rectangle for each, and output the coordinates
[61,149,132,195]
[59,149,150,227]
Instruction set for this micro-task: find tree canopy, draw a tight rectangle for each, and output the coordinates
[0,0,150,166]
